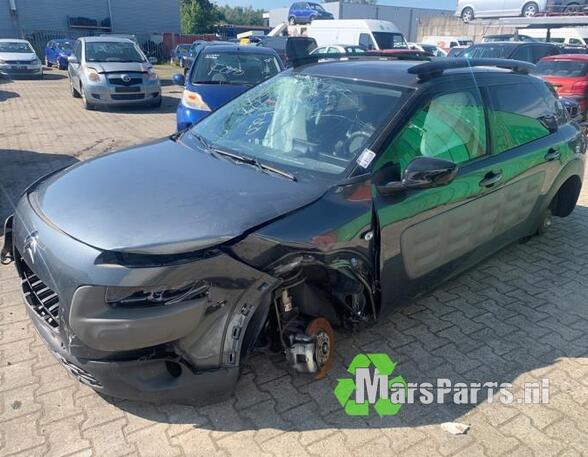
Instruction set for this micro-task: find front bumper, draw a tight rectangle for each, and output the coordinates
[7,192,278,403]
[84,78,161,106]
[0,64,42,77]
[176,103,210,131]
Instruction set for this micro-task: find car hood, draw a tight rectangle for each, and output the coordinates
[193,84,249,110]
[0,52,37,61]
[30,139,326,255]
[90,61,152,74]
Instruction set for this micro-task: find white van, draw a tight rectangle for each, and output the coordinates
[308,19,407,50]
[422,35,474,50]
[523,27,588,47]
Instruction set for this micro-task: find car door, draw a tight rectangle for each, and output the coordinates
[483,77,573,239]
[372,81,512,307]
[501,0,524,15]
[475,0,502,16]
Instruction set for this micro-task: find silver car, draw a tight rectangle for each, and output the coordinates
[456,0,547,22]
[68,37,161,110]
[0,39,43,78]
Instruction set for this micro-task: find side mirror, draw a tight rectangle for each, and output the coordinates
[67,55,78,65]
[376,156,458,195]
[172,74,185,86]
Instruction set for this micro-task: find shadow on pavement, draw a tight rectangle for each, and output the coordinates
[0,149,78,224]
[0,90,19,102]
[108,204,588,430]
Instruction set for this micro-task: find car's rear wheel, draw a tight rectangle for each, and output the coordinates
[288,16,296,25]
[522,2,539,17]
[564,2,581,12]
[461,7,474,22]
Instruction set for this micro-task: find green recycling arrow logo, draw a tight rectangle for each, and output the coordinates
[334,353,407,417]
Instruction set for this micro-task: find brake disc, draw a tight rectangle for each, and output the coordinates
[306,317,335,380]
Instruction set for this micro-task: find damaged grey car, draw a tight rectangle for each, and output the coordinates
[1,57,584,404]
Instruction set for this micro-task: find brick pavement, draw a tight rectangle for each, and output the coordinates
[0,67,587,457]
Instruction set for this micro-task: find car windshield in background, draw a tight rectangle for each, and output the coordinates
[373,32,407,49]
[459,40,474,46]
[57,41,73,51]
[178,45,191,52]
[192,52,282,85]
[0,42,33,53]
[535,60,588,77]
[85,42,145,63]
[462,44,514,59]
[187,73,408,179]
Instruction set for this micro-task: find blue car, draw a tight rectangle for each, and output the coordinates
[44,39,74,70]
[174,45,284,131]
[171,43,191,66]
[288,2,334,25]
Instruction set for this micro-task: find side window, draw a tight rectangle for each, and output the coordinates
[359,33,375,50]
[542,81,568,125]
[569,38,582,46]
[487,82,552,154]
[377,90,488,174]
[73,41,82,60]
[327,47,339,54]
[511,45,533,62]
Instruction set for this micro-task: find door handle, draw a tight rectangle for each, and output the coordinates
[479,171,503,188]
[545,148,561,162]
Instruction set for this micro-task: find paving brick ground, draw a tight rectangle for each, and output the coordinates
[0,66,587,457]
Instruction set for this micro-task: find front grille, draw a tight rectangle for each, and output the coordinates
[111,93,145,101]
[17,251,60,329]
[5,60,35,65]
[109,77,143,86]
[53,352,102,388]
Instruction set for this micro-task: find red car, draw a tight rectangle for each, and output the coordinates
[536,54,588,118]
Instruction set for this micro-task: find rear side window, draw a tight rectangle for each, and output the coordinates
[487,82,552,154]
[511,45,533,62]
[380,89,488,173]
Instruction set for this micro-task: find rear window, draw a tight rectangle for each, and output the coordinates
[535,60,588,77]
[193,52,282,86]
[462,44,515,59]
[373,32,407,50]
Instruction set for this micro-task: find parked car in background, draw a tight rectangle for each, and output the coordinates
[559,46,588,54]
[524,27,588,47]
[421,35,473,50]
[483,34,538,42]
[447,47,468,57]
[460,42,560,63]
[171,44,191,66]
[0,39,43,78]
[3,56,584,404]
[45,39,74,70]
[456,0,547,22]
[545,0,588,12]
[174,45,283,130]
[310,44,366,55]
[535,54,588,118]
[67,37,161,110]
[288,2,334,25]
[417,43,449,57]
[254,36,317,67]
[183,40,234,76]
[308,19,407,51]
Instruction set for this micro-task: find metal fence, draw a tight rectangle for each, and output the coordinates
[0,29,216,63]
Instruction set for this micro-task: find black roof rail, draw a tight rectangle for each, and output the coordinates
[408,58,536,81]
[290,51,431,68]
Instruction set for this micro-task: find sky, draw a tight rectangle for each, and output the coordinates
[214,0,458,11]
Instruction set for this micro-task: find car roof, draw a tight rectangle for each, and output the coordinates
[541,53,588,61]
[293,59,515,88]
[202,45,278,55]
[79,36,134,43]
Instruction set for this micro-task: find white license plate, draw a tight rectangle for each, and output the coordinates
[10,66,27,70]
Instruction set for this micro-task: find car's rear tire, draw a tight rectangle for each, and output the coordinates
[461,7,474,22]
[564,2,580,12]
[288,16,296,25]
[522,2,539,17]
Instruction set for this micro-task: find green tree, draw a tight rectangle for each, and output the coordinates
[181,0,221,34]
[217,5,265,26]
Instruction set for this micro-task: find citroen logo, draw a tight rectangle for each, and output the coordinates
[23,231,39,264]
[121,74,131,83]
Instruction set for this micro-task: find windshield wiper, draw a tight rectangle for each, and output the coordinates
[211,147,297,181]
